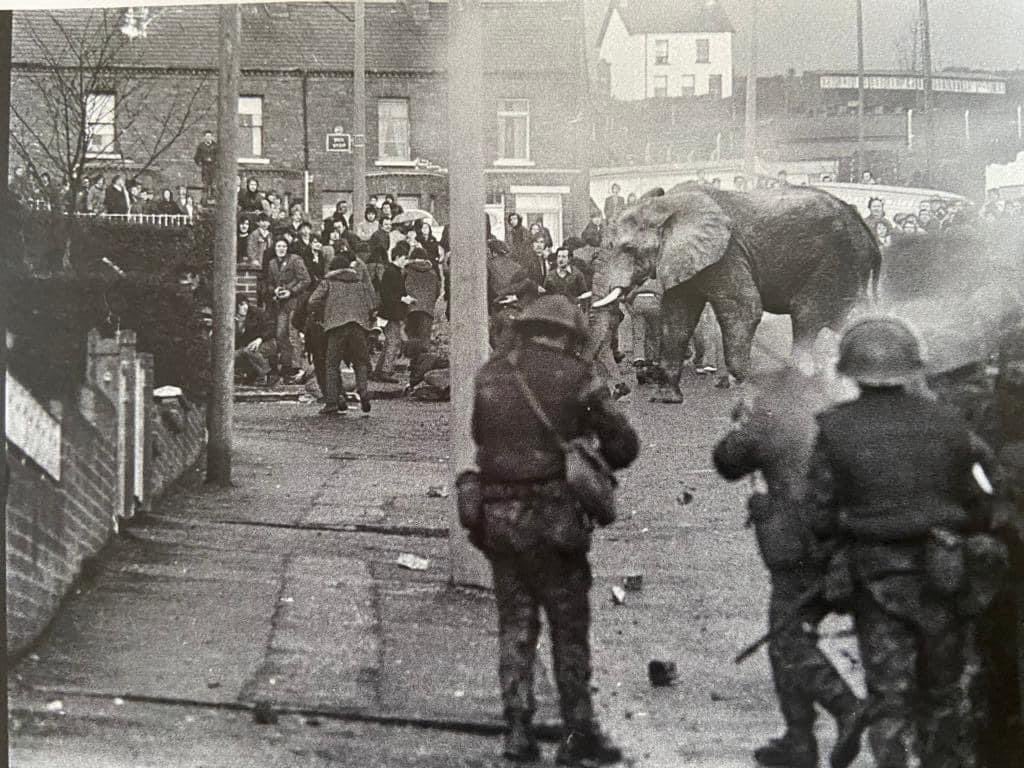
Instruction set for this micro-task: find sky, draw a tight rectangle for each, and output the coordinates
[589,0,1024,76]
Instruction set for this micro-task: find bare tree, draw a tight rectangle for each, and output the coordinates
[9,9,211,253]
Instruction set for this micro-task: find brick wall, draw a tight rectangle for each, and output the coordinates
[6,334,208,657]
[10,66,589,226]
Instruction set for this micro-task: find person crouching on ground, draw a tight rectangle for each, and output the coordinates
[307,252,378,415]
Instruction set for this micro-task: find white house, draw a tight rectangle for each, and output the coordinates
[597,0,734,101]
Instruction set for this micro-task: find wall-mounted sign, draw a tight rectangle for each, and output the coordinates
[5,372,61,480]
[326,130,352,153]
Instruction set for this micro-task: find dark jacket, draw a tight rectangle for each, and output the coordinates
[472,343,639,482]
[238,189,265,213]
[378,263,409,322]
[307,266,377,332]
[404,258,440,318]
[714,368,831,569]
[516,247,547,289]
[266,253,312,312]
[544,267,588,301]
[487,252,535,309]
[807,388,983,544]
[104,185,130,214]
[193,140,217,167]
[368,229,392,265]
[604,194,625,221]
[236,305,274,348]
[154,199,180,215]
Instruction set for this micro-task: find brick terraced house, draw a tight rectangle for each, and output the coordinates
[10,1,591,242]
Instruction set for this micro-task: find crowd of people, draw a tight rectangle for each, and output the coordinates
[9,165,198,217]
[232,184,448,413]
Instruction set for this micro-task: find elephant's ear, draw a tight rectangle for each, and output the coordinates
[615,191,731,291]
[657,192,732,289]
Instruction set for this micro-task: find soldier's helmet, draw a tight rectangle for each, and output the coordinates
[514,295,589,340]
[836,316,925,385]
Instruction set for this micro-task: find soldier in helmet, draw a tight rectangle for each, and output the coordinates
[713,366,867,768]
[806,316,1006,768]
[470,294,639,765]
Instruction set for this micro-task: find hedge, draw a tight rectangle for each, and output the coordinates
[3,271,213,403]
[2,202,214,278]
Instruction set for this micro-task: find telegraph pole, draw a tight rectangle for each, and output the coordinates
[206,4,240,485]
[1,11,13,755]
[855,0,865,180]
[743,0,758,180]
[352,0,367,217]
[919,0,933,184]
[447,0,491,588]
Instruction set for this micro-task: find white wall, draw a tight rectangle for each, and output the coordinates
[644,32,732,98]
[599,11,645,101]
[600,11,733,102]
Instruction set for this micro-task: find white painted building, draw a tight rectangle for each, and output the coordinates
[597,0,734,101]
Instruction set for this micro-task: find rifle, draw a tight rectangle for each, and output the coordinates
[734,582,824,665]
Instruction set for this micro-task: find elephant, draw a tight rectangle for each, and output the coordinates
[604,184,881,402]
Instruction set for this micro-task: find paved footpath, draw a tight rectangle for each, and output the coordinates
[9,321,868,767]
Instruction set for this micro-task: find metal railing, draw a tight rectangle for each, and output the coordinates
[20,198,194,227]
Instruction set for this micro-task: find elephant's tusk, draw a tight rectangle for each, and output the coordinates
[591,287,623,308]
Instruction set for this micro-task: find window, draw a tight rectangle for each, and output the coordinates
[238,96,264,157]
[497,99,530,161]
[680,74,696,97]
[378,98,411,161]
[86,92,117,156]
[653,76,668,98]
[696,39,710,63]
[708,74,723,99]
[654,39,668,65]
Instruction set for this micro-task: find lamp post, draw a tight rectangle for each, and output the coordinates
[856,0,865,181]
[743,0,759,180]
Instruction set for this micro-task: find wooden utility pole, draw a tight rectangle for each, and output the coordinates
[206,4,240,486]
[1,11,13,756]
[856,0,865,181]
[447,0,491,588]
[743,0,758,180]
[352,0,367,218]
[919,0,933,184]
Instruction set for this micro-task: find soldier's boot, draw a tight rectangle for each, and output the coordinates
[753,731,818,768]
[555,725,623,767]
[829,698,870,768]
[503,713,540,763]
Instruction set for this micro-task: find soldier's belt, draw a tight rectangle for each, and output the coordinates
[481,478,566,501]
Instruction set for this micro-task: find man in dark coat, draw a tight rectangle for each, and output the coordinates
[470,295,639,766]
[265,237,312,377]
[372,251,413,383]
[403,254,440,347]
[103,174,131,215]
[234,294,278,386]
[714,367,867,768]
[486,238,538,355]
[807,317,1006,768]
[193,130,217,202]
[603,183,625,222]
[307,252,378,415]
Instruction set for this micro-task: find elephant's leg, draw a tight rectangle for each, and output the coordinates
[790,262,858,374]
[656,283,706,403]
[705,270,763,386]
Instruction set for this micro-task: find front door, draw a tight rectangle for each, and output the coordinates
[513,193,563,244]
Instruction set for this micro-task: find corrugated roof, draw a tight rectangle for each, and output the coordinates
[12,2,581,73]
[598,0,734,46]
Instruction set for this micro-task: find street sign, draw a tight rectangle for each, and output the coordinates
[326,132,352,152]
